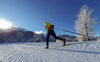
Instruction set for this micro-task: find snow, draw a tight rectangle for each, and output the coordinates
[0,41,100,62]
[0,26,27,33]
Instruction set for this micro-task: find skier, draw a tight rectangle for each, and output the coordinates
[45,21,66,49]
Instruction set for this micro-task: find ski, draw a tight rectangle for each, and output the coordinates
[54,42,86,48]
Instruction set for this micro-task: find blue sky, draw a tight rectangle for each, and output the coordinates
[0,0,100,36]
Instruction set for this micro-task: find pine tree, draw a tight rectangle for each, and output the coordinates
[75,5,97,41]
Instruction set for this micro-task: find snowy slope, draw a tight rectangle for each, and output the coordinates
[0,41,100,62]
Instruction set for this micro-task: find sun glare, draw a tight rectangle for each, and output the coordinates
[0,19,12,29]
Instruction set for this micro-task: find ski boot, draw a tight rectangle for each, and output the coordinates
[63,39,66,46]
[45,46,49,49]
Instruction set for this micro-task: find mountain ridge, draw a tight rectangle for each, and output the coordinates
[0,27,99,43]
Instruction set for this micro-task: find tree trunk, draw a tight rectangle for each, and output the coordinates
[85,23,89,41]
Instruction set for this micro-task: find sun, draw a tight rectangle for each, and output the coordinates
[0,19,12,29]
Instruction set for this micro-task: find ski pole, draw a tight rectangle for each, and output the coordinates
[54,28,94,38]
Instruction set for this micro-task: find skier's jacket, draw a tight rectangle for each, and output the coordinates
[45,21,54,31]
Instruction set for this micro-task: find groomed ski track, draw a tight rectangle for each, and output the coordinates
[0,41,100,62]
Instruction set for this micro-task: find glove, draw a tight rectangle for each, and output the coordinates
[51,25,54,28]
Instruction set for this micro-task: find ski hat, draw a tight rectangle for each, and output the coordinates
[45,21,49,25]
[45,21,51,26]
[45,21,48,24]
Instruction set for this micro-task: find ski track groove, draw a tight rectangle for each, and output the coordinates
[10,44,44,62]
[0,42,100,62]
[11,51,23,62]
[0,43,85,62]
[56,51,63,62]
[4,50,18,61]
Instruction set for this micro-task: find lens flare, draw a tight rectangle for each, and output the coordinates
[0,19,12,29]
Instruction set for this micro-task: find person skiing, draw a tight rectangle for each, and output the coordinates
[45,21,66,49]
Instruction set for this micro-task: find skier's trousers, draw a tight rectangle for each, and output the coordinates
[46,30,63,47]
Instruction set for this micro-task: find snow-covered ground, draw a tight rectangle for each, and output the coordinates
[0,41,100,62]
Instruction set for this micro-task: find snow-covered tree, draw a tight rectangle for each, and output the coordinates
[75,5,97,41]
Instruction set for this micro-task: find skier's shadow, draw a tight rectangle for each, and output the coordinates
[54,49,100,54]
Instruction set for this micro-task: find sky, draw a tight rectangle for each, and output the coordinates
[0,0,100,36]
